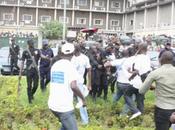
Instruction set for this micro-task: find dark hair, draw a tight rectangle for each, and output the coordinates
[27,39,34,45]
[159,50,174,65]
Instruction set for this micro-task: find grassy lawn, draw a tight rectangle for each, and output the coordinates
[0,76,156,130]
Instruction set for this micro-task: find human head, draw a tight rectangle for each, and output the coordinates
[165,42,171,50]
[61,42,75,60]
[137,43,148,54]
[159,50,174,65]
[11,38,15,44]
[121,49,129,58]
[42,39,49,49]
[27,39,34,48]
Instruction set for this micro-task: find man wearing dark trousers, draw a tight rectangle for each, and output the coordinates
[139,51,175,130]
[39,39,54,92]
[9,38,20,74]
[19,39,40,104]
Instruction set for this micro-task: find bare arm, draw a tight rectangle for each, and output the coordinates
[71,80,86,106]
[87,68,92,90]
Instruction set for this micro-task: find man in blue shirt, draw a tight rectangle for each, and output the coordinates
[40,39,54,92]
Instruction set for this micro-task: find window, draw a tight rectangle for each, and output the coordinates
[23,14,32,23]
[94,19,103,26]
[110,20,119,26]
[41,15,51,23]
[77,18,86,25]
[60,0,69,4]
[42,0,51,3]
[77,0,87,6]
[111,1,120,8]
[59,16,69,24]
[94,1,104,7]
[3,13,14,21]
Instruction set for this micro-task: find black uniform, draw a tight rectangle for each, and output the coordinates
[9,43,20,74]
[21,48,40,103]
[40,48,54,91]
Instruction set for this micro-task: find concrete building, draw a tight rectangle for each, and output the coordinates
[0,0,175,36]
[124,0,175,36]
[0,0,131,35]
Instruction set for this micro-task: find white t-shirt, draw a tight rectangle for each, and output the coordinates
[134,54,152,75]
[48,59,78,112]
[111,57,132,84]
[71,53,91,84]
[128,56,143,89]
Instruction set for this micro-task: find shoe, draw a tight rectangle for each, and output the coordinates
[129,111,141,120]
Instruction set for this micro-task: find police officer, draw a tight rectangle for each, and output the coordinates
[39,39,54,92]
[19,39,40,103]
[9,38,20,74]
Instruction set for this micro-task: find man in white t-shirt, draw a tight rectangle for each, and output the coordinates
[128,43,152,113]
[71,45,91,125]
[104,49,141,120]
[48,43,86,130]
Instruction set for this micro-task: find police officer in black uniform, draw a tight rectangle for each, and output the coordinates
[9,38,20,74]
[19,39,40,103]
[39,39,54,92]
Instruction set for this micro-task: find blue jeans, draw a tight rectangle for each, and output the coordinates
[116,82,140,114]
[120,94,136,116]
[77,83,89,124]
[126,86,144,113]
[51,110,78,130]
[113,83,123,102]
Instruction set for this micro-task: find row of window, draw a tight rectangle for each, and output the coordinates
[2,0,121,8]
[2,13,120,26]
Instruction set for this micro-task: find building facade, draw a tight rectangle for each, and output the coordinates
[124,0,175,36]
[0,0,131,35]
[0,0,175,36]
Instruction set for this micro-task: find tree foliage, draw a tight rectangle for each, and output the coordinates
[39,20,64,39]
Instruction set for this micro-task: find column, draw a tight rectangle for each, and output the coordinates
[133,11,136,30]
[106,13,109,30]
[123,0,126,12]
[171,1,174,26]
[124,14,127,32]
[16,0,20,33]
[54,0,57,20]
[122,14,125,31]
[35,0,39,27]
[89,0,93,27]
[72,0,75,26]
[105,0,109,30]
[143,3,147,30]
[156,0,159,29]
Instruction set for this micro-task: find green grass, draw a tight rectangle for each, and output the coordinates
[0,76,156,130]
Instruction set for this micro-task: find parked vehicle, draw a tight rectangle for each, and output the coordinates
[0,47,25,75]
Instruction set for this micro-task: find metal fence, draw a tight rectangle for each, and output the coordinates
[0,36,38,49]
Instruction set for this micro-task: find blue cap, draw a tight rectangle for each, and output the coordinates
[42,39,49,45]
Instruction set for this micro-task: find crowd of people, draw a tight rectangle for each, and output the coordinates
[8,34,175,130]
[0,31,37,38]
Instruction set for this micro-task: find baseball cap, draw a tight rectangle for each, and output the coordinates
[61,43,75,54]
[42,39,49,45]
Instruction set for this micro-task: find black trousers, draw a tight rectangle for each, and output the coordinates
[154,106,175,130]
[40,67,50,91]
[10,58,19,73]
[26,68,39,103]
